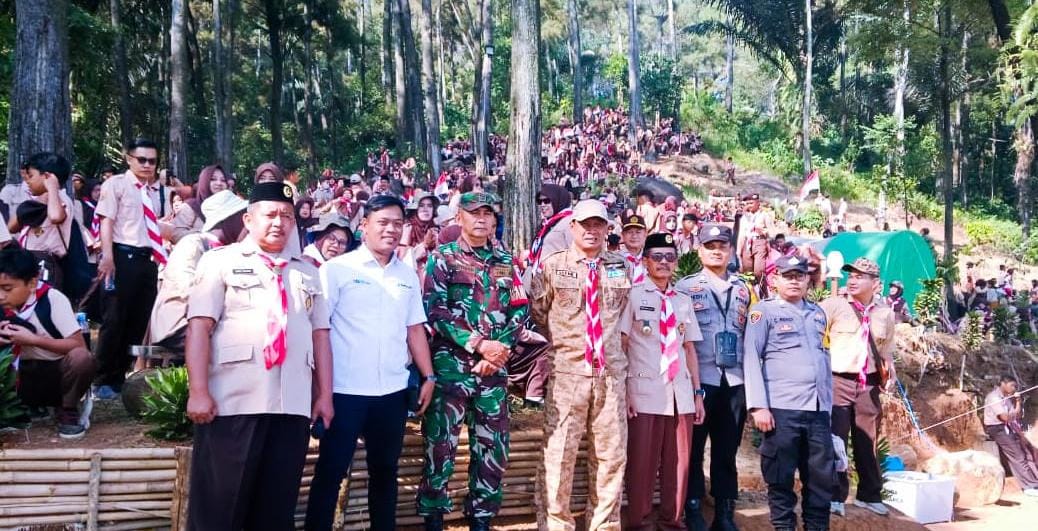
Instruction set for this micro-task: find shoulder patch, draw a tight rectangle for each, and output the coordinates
[749,310,763,324]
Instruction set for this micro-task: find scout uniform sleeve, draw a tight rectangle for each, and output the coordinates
[187,252,226,321]
[94,178,120,220]
[423,248,480,352]
[528,263,554,333]
[742,307,770,410]
[308,275,331,330]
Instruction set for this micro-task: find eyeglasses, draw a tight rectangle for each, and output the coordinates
[132,156,158,166]
[647,252,678,263]
[538,198,552,205]
[780,272,808,281]
[323,235,350,247]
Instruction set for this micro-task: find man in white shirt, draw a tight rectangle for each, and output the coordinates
[983,375,1038,496]
[305,194,437,531]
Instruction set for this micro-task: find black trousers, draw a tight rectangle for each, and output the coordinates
[188,414,310,531]
[687,378,747,500]
[95,244,157,388]
[759,409,834,531]
[986,424,1038,489]
[305,390,408,531]
[831,373,883,503]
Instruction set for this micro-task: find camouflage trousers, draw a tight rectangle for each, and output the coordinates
[416,370,510,518]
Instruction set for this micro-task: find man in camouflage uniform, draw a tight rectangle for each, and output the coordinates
[418,192,528,531]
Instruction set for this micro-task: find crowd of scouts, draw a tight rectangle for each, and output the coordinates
[3,139,1035,531]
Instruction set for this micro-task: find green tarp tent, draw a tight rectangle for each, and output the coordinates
[822,231,937,313]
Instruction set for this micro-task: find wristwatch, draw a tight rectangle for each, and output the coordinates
[694,388,706,397]
[423,374,438,383]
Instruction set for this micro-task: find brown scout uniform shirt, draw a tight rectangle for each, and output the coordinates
[187,237,330,418]
[530,247,631,378]
[94,171,172,248]
[20,190,74,258]
[620,282,703,416]
[820,295,895,375]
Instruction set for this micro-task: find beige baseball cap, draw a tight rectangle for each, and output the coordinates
[570,199,609,222]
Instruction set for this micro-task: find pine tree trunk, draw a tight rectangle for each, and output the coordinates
[397,0,427,152]
[302,0,318,174]
[383,0,394,105]
[626,0,643,143]
[110,0,133,149]
[419,0,442,180]
[503,0,541,252]
[724,32,734,113]
[169,0,188,183]
[473,0,493,178]
[667,0,676,60]
[1014,122,1035,235]
[891,0,909,187]
[264,0,285,165]
[392,0,408,149]
[212,0,236,170]
[6,0,72,185]
[937,1,954,261]
[801,0,813,175]
[566,0,583,124]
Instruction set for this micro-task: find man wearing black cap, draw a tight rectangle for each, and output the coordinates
[676,224,752,531]
[621,232,705,530]
[621,214,648,285]
[184,181,335,530]
[744,254,833,531]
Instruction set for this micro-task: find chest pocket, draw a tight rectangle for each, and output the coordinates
[225,274,264,310]
[449,267,478,300]
[601,266,630,306]
[869,318,890,342]
[770,320,801,348]
[554,275,582,309]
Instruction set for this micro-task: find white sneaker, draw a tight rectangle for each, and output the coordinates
[830,502,845,516]
[854,500,889,515]
[1023,488,1038,497]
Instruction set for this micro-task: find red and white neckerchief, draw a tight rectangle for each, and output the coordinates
[17,227,30,247]
[200,233,225,251]
[659,287,681,381]
[135,182,168,265]
[527,208,573,274]
[584,259,605,374]
[625,252,646,285]
[3,282,51,372]
[850,299,876,389]
[83,199,100,240]
[258,254,289,370]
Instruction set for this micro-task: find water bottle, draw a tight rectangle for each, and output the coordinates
[76,312,89,335]
[103,275,116,292]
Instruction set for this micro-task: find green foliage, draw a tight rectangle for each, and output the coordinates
[140,367,192,441]
[1018,233,1038,265]
[641,55,683,121]
[793,207,826,234]
[0,347,27,429]
[808,286,831,303]
[914,278,944,327]
[674,252,703,279]
[992,306,1021,343]
[602,53,628,103]
[960,311,984,352]
[1004,3,1038,128]
[964,217,1024,256]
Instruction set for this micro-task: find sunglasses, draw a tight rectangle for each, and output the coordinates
[647,252,678,263]
[132,156,158,166]
[538,198,552,205]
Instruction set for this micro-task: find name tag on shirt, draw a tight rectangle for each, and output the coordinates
[555,269,578,279]
[352,278,372,285]
[232,268,255,275]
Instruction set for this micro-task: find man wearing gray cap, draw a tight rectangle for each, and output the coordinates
[530,199,632,531]
[676,223,752,531]
[744,254,833,531]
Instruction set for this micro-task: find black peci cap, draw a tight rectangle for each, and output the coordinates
[249,182,295,204]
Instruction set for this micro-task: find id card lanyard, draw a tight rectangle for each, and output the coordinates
[709,281,735,376]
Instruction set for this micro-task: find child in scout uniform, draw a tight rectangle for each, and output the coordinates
[744,254,834,531]
[620,232,705,530]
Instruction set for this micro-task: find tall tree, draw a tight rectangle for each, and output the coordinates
[419,0,442,178]
[937,1,954,264]
[6,0,72,185]
[473,0,494,177]
[566,0,583,124]
[667,0,676,61]
[169,0,188,183]
[724,33,734,113]
[301,0,318,174]
[212,0,236,170]
[110,0,133,148]
[264,0,286,165]
[626,0,644,142]
[383,0,394,105]
[890,0,910,189]
[801,0,813,175]
[504,0,542,251]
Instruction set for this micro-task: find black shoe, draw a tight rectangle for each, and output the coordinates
[685,498,708,531]
[468,516,492,531]
[523,398,544,410]
[710,498,739,531]
[423,514,444,531]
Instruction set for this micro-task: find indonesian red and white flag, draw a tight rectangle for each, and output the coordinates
[798,169,820,202]
[434,172,450,197]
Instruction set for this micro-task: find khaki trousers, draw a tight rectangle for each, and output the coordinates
[538,371,627,531]
[625,413,693,531]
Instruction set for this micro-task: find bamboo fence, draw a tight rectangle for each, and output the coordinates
[3,428,656,530]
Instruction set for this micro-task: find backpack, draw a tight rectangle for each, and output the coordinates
[57,218,93,305]
[32,285,64,340]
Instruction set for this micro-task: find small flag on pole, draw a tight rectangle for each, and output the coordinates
[798,169,820,202]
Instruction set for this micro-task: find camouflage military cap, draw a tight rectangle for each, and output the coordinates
[458,192,500,212]
[842,257,880,277]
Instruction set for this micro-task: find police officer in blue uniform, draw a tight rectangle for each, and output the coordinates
[676,224,750,531]
[743,254,834,531]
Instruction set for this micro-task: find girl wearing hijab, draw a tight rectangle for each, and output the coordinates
[295,197,318,245]
[399,192,441,272]
[301,214,354,268]
[170,165,231,243]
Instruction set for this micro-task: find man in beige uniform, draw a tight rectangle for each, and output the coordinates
[820,258,897,517]
[184,182,334,531]
[531,199,631,531]
[620,233,705,531]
